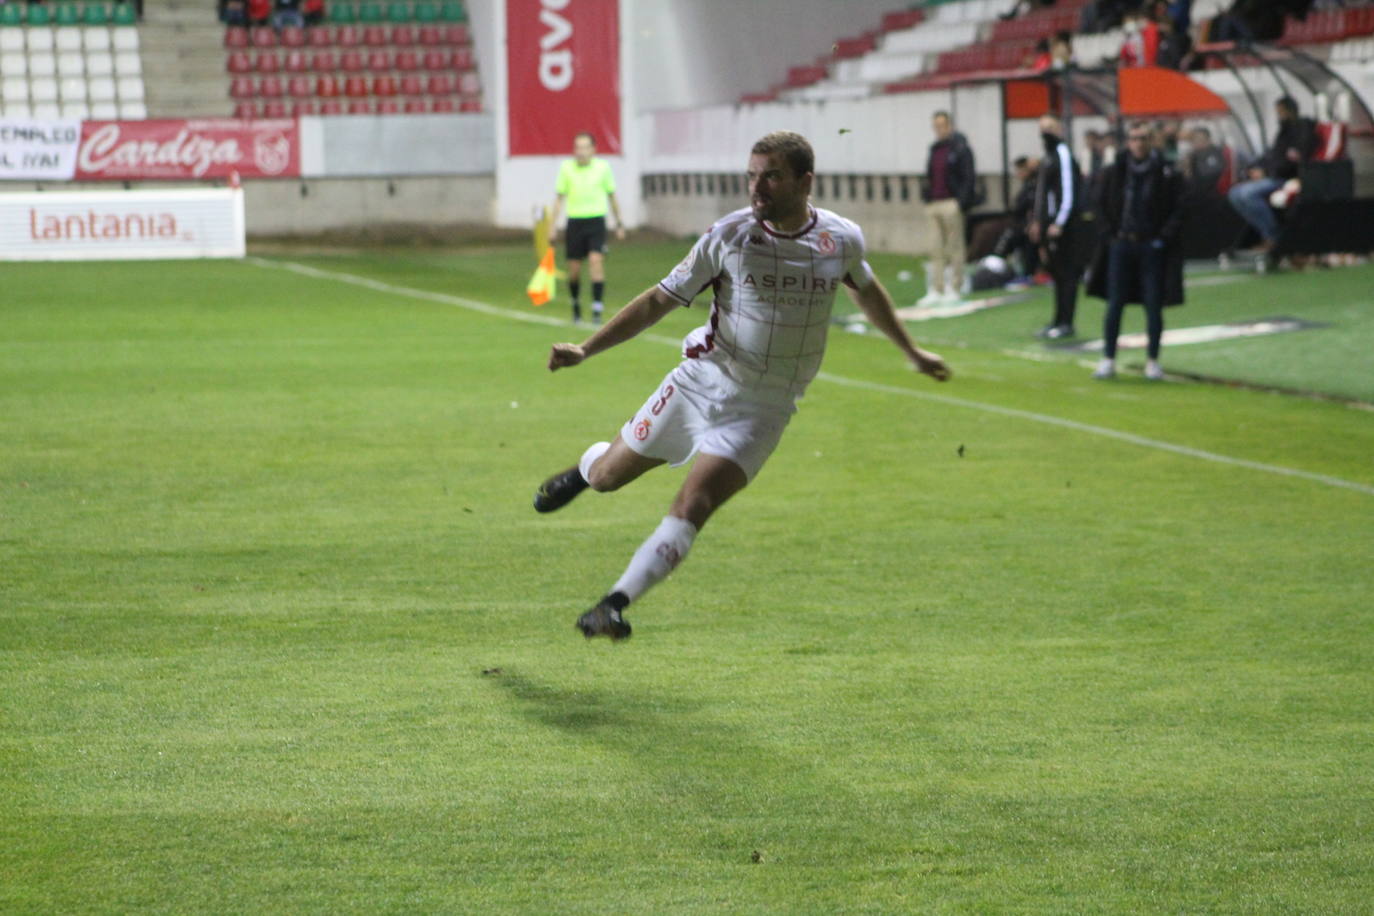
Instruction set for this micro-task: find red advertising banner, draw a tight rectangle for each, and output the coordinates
[74,119,301,181]
[506,0,621,156]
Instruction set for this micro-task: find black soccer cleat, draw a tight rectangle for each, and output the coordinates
[533,465,589,513]
[576,594,632,641]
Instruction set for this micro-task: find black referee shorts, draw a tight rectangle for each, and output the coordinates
[564,216,608,261]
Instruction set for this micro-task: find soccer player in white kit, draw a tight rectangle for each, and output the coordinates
[534,131,951,640]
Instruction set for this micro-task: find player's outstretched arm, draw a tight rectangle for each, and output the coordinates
[848,278,952,382]
[547,285,680,371]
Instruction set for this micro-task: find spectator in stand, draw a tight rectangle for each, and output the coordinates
[1212,0,1310,43]
[918,111,978,305]
[1081,0,1132,34]
[1153,6,1193,70]
[1030,114,1086,339]
[303,0,324,26]
[273,0,304,29]
[1181,126,1227,201]
[1120,8,1160,67]
[1227,96,1317,257]
[247,0,271,26]
[221,0,248,26]
[1050,30,1076,69]
[1030,38,1053,71]
[1087,122,1186,381]
[1000,0,1057,21]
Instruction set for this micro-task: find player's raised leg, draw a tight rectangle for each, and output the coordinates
[577,453,748,640]
[533,436,663,513]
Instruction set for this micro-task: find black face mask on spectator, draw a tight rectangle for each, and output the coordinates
[1042,132,1061,151]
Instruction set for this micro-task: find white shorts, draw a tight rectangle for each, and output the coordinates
[619,360,794,482]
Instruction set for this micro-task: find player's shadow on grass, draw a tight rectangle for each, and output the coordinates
[491,672,706,734]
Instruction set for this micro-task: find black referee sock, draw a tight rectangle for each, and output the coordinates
[569,280,581,321]
[592,281,604,303]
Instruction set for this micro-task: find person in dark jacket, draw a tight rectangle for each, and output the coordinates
[1226,96,1317,252]
[1030,114,1086,338]
[1086,123,1185,381]
[919,111,978,304]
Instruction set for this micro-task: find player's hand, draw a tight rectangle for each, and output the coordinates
[615,226,627,241]
[1047,223,1063,239]
[548,343,586,371]
[910,348,951,382]
[547,227,558,243]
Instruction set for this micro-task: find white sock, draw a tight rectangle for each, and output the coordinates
[611,515,698,603]
[578,441,610,484]
[592,301,604,314]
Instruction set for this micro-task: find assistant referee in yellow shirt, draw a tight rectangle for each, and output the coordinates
[549,132,626,325]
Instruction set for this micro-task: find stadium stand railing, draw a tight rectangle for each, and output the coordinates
[0,1,146,120]
[224,0,479,116]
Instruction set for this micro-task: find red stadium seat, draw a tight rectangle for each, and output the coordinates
[293,101,318,116]
[422,48,451,69]
[443,24,469,45]
[281,27,306,48]
[225,28,250,49]
[426,73,456,94]
[400,73,424,95]
[283,50,307,72]
[259,75,285,98]
[262,100,289,118]
[251,27,277,48]
[460,97,481,113]
[347,100,371,114]
[340,50,365,71]
[362,25,388,47]
[307,26,334,47]
[430,97,456,113]
[233,100,258,119]
[395,49,420,71]
[344,74,369,97]
[373,74,398,96]
[458,71,479,94]
[227,51,253,74]
[392,25,416,46]
[376,99,401,114]
[336,25,361,47]
[316,74,340,97]
[319,100,343,114]
[452,47,472,70]
[403,98,427,113]
[230,76,256,99]
[418,25,443,46]
[288,75,313,97]
[312,50,338,71]
[366,50,393,71]
[255,51,280,73]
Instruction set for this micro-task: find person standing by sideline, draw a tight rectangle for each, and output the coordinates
[1086,123,1185,381]
[918,111,978,305]
[1030,114,1085,339]
[532,131,951,640]
[548,132,626,325]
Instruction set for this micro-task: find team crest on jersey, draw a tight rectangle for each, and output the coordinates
[634,418,652,441]
[749,234,764,245]
[817,231,837,255]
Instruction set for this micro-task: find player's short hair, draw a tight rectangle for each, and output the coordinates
[933,110,951,123]
[1276,96,1298,116]
[574,132,595,145]
[751,131,814,177]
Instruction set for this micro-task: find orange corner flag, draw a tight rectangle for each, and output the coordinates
[526,246,556,306]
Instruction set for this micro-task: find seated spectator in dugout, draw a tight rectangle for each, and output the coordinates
[1227,96,1317,253]
[1181,126,1228,201]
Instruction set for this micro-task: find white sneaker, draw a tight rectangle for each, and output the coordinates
[939,289,962,304]
[1092,358,1115,380]
[1144,360,1165,381]
[916,290,944,307]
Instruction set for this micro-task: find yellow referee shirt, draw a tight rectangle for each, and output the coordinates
[556,158,617,219]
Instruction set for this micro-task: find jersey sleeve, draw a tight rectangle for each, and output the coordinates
[842,222,876,290]
[554,161,570,195]
[657,230,720,307]
[601,161,617,194]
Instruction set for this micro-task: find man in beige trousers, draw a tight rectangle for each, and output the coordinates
[918,111,977,306]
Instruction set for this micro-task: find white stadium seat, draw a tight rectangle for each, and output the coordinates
[88,76,116,102]
[57,52,84,76]
[89,101,120,118]
[28,77,58,102]
[119,100,147,119]
[2,77,28,103]
[31,102,61,119]
[0,29,24,52]
[55,27,83,52]
[2,101,33,118]
[112,28,140,51]
[83,26,112,52]
[114,51,142,76]
[60,101,90,119]
[59,76,87,101]
[87,51,115,76]
[116,76,145,101]
[0,55,25,78]
[26,27,55,52]
[27,51,57,77]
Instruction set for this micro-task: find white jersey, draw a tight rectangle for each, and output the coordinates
[656,206,875,402]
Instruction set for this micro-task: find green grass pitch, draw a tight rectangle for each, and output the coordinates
[3,241,1373,912]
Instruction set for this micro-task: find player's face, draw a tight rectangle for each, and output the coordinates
[573,136,594,163]
[747,152,811,226]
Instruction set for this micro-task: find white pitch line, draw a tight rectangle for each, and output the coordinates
[248,257,1374,497]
